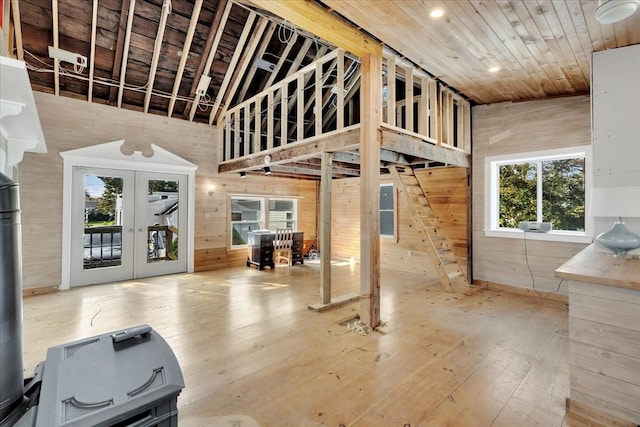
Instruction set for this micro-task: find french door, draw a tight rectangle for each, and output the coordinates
[69,167,188,286]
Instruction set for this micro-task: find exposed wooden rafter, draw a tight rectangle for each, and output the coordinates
[51,0,59,96]
[10,0,23,60]
[143,0,171,113]
[207,13,262,125]
[88,0,98,102]
[233,22,276,104]
[168,0,203,117]
[109,0,131,105]
[117,0,136,108]
[188,0,233,122]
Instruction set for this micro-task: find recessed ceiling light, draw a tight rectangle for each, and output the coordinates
[430,8,445,18]
[489,66,501,73]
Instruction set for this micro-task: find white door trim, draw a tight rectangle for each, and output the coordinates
[60,140,198,290]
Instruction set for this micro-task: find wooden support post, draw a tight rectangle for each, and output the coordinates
[405,66,414,132]
[359,53,382,328]
[281,83,288,145]
[267,89,274,150]
[297,73,304,141]
[387,56,396,127]
[233,109,240,158]
[419,76,429,136]
[336,50,345,130]
[320,152,332,304]
[255,95,262,151]
[315,61,323,137]
[244,105,251,156]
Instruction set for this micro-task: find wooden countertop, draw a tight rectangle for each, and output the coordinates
[555,244,640,291]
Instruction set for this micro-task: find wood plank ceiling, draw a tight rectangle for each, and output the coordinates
[320,0,640,104]
[10,0,640,125]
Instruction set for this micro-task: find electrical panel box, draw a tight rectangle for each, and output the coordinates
[518,221,552,233]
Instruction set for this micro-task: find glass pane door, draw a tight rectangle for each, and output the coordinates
[135,172,187,278]
[70,168,134,286]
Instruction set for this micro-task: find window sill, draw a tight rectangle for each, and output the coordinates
[484,229,594,244]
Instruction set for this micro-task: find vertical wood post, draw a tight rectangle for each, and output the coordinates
[320,152,332,304]
[359,53,382,328]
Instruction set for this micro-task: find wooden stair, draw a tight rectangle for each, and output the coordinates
[389,166,469,293]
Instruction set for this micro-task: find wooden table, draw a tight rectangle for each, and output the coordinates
[556,244,640,427]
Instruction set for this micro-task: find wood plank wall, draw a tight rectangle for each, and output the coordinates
[569,280,640,425]
[472,96,591,294]
[331,167,469,277]
[18,93,317,290]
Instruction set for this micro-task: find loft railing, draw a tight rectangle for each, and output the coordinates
[219,49,471,164]
[382,53,471,154]
[219,49,360,162]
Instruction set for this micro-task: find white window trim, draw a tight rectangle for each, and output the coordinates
[229,195,299,249]
[484,145,594,243]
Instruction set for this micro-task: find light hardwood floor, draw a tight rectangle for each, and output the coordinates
[22,261,595,426]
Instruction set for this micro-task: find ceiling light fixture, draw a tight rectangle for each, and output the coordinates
[263,167,271,175]
[489,66,501,73]
[430,8,445,18]
[595,0,640,24]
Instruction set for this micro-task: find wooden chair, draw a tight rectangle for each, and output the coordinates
[273,229,294,266]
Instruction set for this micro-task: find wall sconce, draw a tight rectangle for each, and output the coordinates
[208,185,214,196]
[263,167,271,175]
[239,171,246,178]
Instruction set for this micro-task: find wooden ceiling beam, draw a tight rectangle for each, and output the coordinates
[10,0,23,60]
[109,0,130,105]
[207,13,263,125]
[212,17,270,124]
[52,0,60,96]
[261,33,297,89]
[168,0,202,118]
[88,0,98,102]
[218,125,360,173]
[244,0,381,58]
[143,0,171,113]
[117,0,136,108]
[188,0,233,121]
[233,22,276,104]
[381,128,470,168]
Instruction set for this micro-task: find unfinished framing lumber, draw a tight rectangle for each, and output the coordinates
[320,151,332,305]
[389,166,469,293]
[184,0,228,119]
[52,0,59,96]
[359,53,382,328]
[117,0,136,108]
[189,0,233,121]
[245,0,381,58]
[144,0,170,113]
[168,0,202,117]
[207,13,262,125]
[108,0,130,104]
[10,0,24,60]
[88,0,98,102]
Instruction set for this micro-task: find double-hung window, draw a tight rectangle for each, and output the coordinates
[230,196,298,248]
[485,146,592,242]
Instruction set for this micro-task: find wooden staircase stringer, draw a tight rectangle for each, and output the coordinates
[389,166,469,293]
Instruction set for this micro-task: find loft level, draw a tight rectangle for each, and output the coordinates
[217,49,470,179]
